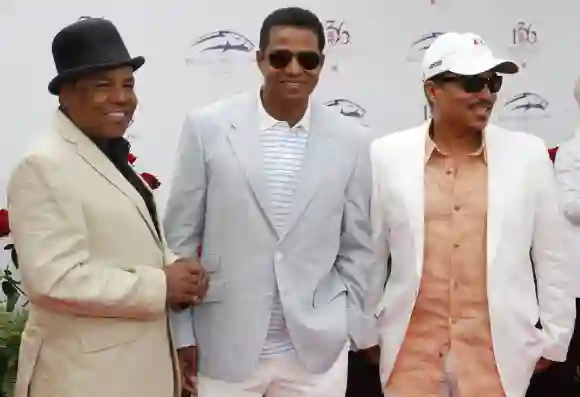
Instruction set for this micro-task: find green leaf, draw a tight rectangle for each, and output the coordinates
[0,351,8,397]
[4,291,18,313]
[9,250,17,270]
[0,283,14,298]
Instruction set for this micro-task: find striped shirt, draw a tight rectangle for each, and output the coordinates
[258,92,311,357]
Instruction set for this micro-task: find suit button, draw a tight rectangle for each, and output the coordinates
[274,252,283,262]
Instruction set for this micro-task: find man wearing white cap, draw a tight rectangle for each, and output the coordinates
[367,32,575,396]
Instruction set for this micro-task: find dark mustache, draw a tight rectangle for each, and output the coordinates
[469,100,494,108]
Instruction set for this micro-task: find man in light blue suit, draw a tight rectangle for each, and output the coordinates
[164,7,378,397]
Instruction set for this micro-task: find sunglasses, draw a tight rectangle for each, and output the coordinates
[268,50,322,71]
[436,74,503,94]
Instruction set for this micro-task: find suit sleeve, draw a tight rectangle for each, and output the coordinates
[7,157,167,319]
[366,141,390,319]
[164,112,208,348]
[554,137,580,224]
[335,131,378,350]
[531,140,576,361]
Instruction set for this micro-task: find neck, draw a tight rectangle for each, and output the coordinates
[431,117,483,156]
[261,87,307,127]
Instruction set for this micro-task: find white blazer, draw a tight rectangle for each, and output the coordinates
[368,122,575,397]
[554,129,580,296]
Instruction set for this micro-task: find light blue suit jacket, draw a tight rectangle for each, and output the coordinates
[164,91,377,382]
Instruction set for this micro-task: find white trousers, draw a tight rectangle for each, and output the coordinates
[198,344,349,397]
[383,354,460,397]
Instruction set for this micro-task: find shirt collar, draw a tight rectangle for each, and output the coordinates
[257,89,311,132]
[425,122,487,164]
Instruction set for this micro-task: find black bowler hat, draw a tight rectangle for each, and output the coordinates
[48,17,144,95]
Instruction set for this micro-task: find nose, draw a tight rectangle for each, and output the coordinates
[477,85,494,101]
[284,57,302,76]
[109,85,131,104]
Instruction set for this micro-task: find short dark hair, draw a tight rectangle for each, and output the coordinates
[259,7,325,52]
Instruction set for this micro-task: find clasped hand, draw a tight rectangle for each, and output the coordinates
[163,258,209,308]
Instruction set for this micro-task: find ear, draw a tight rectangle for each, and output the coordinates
[256,50,264,64]
[424,81,437,105]
[58,84,74,109]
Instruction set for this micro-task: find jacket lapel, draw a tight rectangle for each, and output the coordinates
[281,103,332,239]
[484,126,507,267]
[400,124,428,277]
[226,94,278,235]
[53,111,161,245]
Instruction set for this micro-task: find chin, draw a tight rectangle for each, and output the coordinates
[467,118,490,132]
[102,127,128,139]
[281,92,308,101]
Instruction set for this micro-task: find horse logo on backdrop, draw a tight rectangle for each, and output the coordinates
[191,30,255,53]
[78,15,106,21]
[508,21,541,68]
[325,20,351,46]
[407,32,445,62]
[325,98,366,118]
[499,92,551,120]
[185,30,255,68]
[325,98,369,126]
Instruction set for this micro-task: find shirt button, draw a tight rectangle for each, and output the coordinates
[453,243,460,248]
[274,252,283,262]
[446,169,453,175]
[454,205,461,211]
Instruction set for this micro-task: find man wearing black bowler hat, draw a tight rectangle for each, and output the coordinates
[7,17,207,397]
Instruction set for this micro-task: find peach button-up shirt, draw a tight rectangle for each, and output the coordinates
[385,133,505,397]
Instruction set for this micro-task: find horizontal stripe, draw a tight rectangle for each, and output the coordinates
[260,122,308,357]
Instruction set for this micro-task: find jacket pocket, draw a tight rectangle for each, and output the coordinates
[201,254,221,273]
[76,318,143,353]
[313,270,347,308]
[203,279,228,303]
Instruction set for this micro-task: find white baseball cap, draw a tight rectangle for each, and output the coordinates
[422,32,519,81]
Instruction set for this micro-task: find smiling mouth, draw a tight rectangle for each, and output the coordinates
[105,112,129,122]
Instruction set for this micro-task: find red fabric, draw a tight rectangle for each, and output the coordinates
[0,209,9,237]
[548,147,559,163]
[140,172,161,190]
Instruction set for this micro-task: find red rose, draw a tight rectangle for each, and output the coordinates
[548,147,558,163]
[0,209,10,237]
[128,153,137,165]
[140,172,161,190]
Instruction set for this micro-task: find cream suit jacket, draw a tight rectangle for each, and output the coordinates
[368,122,575,397]
[7,111,180,397]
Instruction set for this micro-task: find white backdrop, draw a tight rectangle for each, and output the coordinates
[0,0,579,212]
